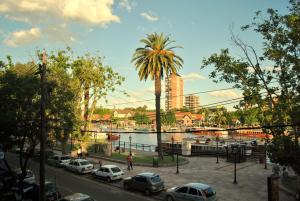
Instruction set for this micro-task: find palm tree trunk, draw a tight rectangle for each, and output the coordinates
[155,75,163,159]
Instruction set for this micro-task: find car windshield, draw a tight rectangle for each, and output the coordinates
[80,161,90,165]
[61,156,70,160]
[204,187,215,198]
[111,167,121,173]
[150,175,161,183]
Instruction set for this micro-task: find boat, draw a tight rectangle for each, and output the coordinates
[107,133,120,141]
[134,128,152,133]
[186,127,228,138]
[228,128,272,139]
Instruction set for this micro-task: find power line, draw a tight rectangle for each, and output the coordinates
[101,87,235,107]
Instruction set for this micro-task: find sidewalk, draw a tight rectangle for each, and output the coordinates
[55,150,296,201]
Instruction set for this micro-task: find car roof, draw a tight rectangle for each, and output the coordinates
[102,165,118,168]
[184,183,211,190]
[63,193,91,200]
[73,159,89,162]
[137,172,157,177]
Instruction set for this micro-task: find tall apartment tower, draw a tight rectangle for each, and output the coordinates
[185,95,200,112]
[165,73,183,111]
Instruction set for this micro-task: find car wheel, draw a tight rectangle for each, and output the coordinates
[55,163,59,167]
[124,183,129,190]
[106,177,111,182]
[166,195,174,201]
[144,189,151,196]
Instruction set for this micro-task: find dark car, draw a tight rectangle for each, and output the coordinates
[123,172,164,195]
[19,180,61,201]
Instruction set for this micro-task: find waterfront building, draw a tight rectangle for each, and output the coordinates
[185,95,200,112]
[165,73,183,111]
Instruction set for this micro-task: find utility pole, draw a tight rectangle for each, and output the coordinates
[39,50,47,201]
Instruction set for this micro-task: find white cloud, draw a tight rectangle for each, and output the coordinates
[208,89,240,98]
[4,27,41,47]
[44,24,75,44]
[182,73,205,81]
[5,14,29,23]
[0,0,120,26]
[118,0,134,12]
[140,12,158,21]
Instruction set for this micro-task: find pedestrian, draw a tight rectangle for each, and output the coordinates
[77,147,82,158]
[272,163,280,176]
[99,159,102,168]
[282,166,288,179]
[129,154,133,170]
[127,154,133,170]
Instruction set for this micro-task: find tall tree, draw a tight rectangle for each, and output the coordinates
[71,52,124,152]
[47,50,80,154]
[202,0,300,174]
[132,33,183,158]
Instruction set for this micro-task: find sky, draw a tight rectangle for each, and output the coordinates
[0,0,290,111]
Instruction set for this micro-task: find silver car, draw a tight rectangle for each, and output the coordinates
[165,183,217,201]
[47,155,71,167]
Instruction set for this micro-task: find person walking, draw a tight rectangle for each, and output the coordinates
[129,154,133,170]
[99,159,102,168]
[127,154,133,170]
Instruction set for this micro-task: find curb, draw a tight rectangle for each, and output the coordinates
[279,180,296,197]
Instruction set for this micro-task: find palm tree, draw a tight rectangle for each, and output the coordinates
[132,33,183,158]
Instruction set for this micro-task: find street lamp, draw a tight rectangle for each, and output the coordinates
[118,134,121,154]
[176,152,179,174]
[94,132,97,153]
[264,141,268,169]
[129,135,132,155]
[232,145,238,184]
[171,136,174,162]
[216,136,219,164]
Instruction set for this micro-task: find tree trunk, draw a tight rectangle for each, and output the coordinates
[83,83,90,135]
[155,75,163,159]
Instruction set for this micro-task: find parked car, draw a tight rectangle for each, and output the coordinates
[60,193,95,201]
[165,183,217,201]
[123,172,164,195]
[47,155,71,167]
[64,159,94,174]
[91,165,124,182]
[13,168,36,184]
[13,180,61,201]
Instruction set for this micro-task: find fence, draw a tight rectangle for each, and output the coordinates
[111,140,157,152]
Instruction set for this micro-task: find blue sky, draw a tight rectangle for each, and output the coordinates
[0,0,289,110]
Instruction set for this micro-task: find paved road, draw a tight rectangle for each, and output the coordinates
[5,153,159,201]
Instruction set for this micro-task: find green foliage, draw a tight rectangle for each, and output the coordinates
[134,112,151,125]
[202,0,300,173]
[161,111,176,126]
[94,107,112,115]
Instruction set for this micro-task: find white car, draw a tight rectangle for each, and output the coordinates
[91,165,124,182]
[61,193,95,201]
[65,159,94,174]
[47,155,71,167]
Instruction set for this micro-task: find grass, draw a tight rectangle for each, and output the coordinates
[109,152,186,165]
